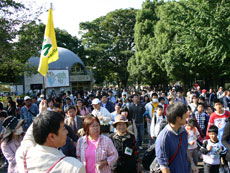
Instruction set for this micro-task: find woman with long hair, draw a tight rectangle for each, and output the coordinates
[75,99,89,118]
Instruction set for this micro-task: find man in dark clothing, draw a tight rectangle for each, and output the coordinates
[155,102,198,173]
[209,89,217,107]
[128,94,145,149]
[101,93,115,113]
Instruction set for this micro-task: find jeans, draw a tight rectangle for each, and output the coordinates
[136,123,143,147]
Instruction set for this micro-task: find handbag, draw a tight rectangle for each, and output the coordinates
[150,133,183,173]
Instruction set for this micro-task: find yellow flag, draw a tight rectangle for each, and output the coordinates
[38,8,59,76]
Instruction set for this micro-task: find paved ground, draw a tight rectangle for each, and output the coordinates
[0,132,204,173]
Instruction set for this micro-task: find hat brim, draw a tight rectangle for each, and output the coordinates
[112,121,130,127]
[15,119,25,129]
[92,102,100,105]
[2,128,12,139]
[2,119,24,140]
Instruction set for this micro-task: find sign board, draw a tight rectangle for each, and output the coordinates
[46,70,69,88]
[70,75,91,82]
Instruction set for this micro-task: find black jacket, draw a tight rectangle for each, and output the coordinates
[129,103,145,124]
[110,132,138,172]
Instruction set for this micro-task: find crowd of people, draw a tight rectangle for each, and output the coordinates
[0,85,230,172]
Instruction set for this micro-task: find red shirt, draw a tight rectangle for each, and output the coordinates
[206,110,230,139]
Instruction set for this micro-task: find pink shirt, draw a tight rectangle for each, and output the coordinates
[85,138,98,173]
[76,135,118,173]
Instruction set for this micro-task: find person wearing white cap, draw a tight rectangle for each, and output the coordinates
[91,98,112,134]
[20,96,39,131]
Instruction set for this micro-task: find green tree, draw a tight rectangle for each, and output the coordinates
[16,22,85,63]
[128,0,168,86]
[0,0,44,83]
[132,0,230,89]
[80,8,137,87]
[153,0,230,87]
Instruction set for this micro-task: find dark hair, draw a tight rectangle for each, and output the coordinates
[206,105,213,111]
[208,125,218,134]
[158,97,165,102]
[47,98,53,104]
[120,106,129,114]
[214,99,223,105]
[197,102,204,108]
[152,93,158,98]
[166,102,187,124]
[157,105,163,110]
[67,105,76,112]
[198,96,205,102]
[101,92,108,97]
[132,94,138,98]
[33,111,64,145]
[0,111,7,118]
[0,103,3,110]
[54,97,62,104]
[187,118,196,127]
[143,95,150,102]
[53,103,60,109]
[83,115,101,136]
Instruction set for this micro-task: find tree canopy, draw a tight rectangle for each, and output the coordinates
[127,0,230,88]
[80,8,137,87]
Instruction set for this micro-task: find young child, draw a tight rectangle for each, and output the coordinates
[206,99,230,141]
[195,103,207,135]
[205,106,213,126]
[201,125,223,173]
[185,118,200,166]
[150,105,166,142]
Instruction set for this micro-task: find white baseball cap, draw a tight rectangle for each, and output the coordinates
[24,96,31,101]
[92,98,101,105]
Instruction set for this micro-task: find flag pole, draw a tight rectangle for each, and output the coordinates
[38,2,59,97]
[43,3,53,100]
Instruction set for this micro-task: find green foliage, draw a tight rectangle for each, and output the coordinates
[0,0,44,83]
[130,0,230,88]
[80,9,137,87]
[128,0,168,86]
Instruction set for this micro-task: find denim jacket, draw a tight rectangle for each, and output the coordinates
[20,104,39,130]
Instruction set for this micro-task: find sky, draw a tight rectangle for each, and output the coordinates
[21,0,144,38]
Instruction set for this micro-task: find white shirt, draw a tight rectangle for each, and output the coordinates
[150,115,166,137]
[92,107,112,125]
[16,124,85,173]
[186,127,199,149]
[203,140,222,165]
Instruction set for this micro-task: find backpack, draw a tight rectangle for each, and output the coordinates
[142,144,156,171]
[142,119,168,171]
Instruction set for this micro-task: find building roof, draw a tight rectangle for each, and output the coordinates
[28,47,86,71]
